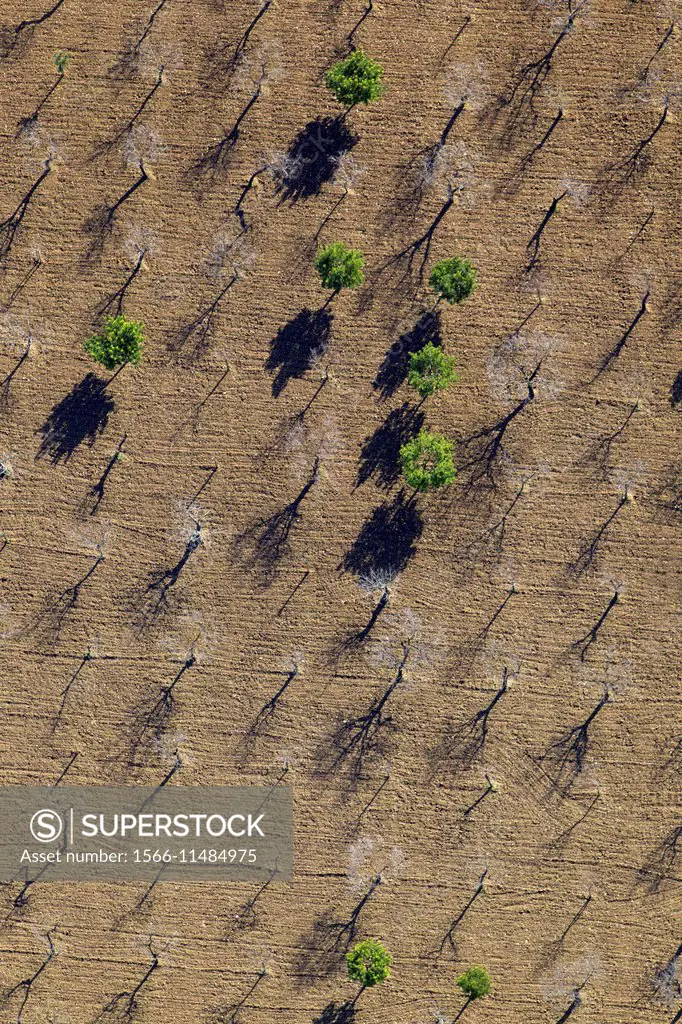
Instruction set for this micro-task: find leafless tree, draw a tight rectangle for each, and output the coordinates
[538,688,610,792]
[4,928,57,1023]
[573,590,620,661]
[99,937,159,1019]
[0,160,52,262]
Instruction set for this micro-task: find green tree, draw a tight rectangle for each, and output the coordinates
[325,50,384,112]
[399,430,456,492]
[430,256,477,305]
[315,242,365,296]
[84,315,144,371]
[408,342,459,399]
[457,965,492,1004]
[346,939,392,992]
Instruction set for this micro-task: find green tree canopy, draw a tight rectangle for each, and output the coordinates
[430,256,477,305]
[325,50,384,109]
[315,242,365,293]
[457,966,492,1001]
[399,430,456,492]
[346,939,392,988]
[408,341,459,398]
[84,315,144,371]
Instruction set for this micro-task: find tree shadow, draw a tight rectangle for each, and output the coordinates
[274,117,358,202]
[36,374,115,463]
[637,826,682,894]
[356,403,424,489]
[266,308,333,396]
[341,490,423,578]
[373,310,441,399]
[671,370,682,408]
[234,459,320,584]
[313,1001,356,1024]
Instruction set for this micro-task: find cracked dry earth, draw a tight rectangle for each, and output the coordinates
[0,0,681,1022]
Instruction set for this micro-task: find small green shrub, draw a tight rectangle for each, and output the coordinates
[346,939,392,988]
[84,315,144,371]
[457,965,492,1001]
[399,430,456,492]
[430,256,477,305]
[53,52,71,74]
[315,242,365,293]
[408,342,459,398]
[325,50,384,109]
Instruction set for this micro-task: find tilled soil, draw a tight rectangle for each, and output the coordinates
[0,0,681,1022]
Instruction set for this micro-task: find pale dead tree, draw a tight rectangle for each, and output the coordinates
[526,191,569,271]
[502,3,586,126]
[102,67,166,152]
[351,566,400,643]
[4,928,57,1023]
[97,249,148,317]
[570,485,633,574]
[197,60,269,175]
[573,589,620,662]
[313,153,365,243]
[581,400,640,479]
[0,334,33,407]
[52,645,95,731]
[1,0,67,56]
[130,636,200,757]
[0,159,53,262]
[653,942,682,1004]
[601,102,669,192]
[445,667,514,769]
[86,162,151,255]
[251,654,302,734]
[538,686,610,793]
[460,348,546,490]
[140,520,203,625]
[99,937,159,1019]
[433,868,488,956]
[463,772,499,816]
[133,0,172,56]
[594,290,650,378]
[330,640,412,781]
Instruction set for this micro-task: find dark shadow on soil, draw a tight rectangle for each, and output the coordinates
[313,1002,356,1024]
[36,374,114,463]
[266,308,332,396]
[670,370,682,407]
[274,117,358,202]
[341,490,423,578]
[234,459,320,585]
[373,310,441,399]
[356,403,424,489]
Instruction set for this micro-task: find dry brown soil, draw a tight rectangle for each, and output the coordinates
[0,0,681,1021]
